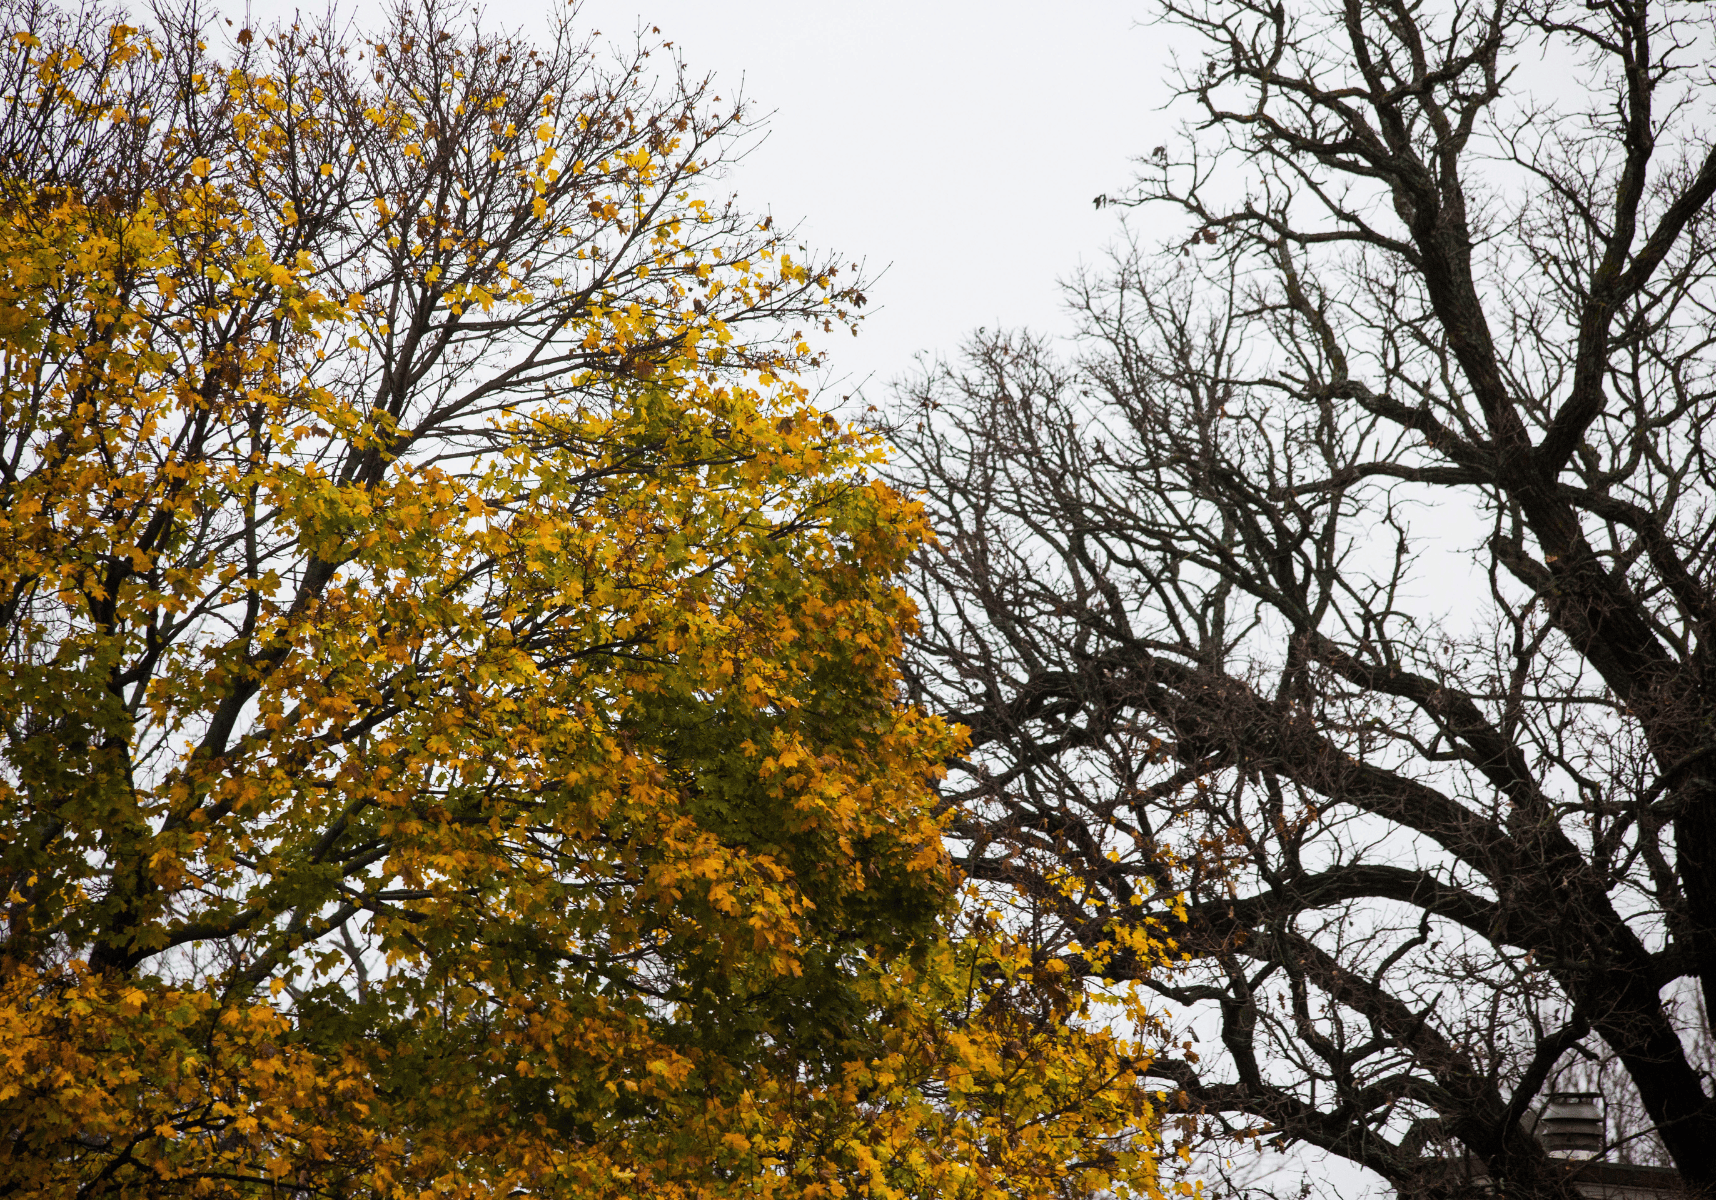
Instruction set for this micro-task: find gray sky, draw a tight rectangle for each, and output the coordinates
[551,0,1172,399]
[239,0,1175,394]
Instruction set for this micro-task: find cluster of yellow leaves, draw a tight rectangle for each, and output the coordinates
[0,930,1174,1200]
[0,7,1172,1199]
[0,969,384,1190]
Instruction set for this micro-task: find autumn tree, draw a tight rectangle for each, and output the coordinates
[888,0,1716,1198]
[0,2,1168,1197]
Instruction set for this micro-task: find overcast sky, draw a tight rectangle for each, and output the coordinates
[235,0,1179,395]
[550,0,1175,400]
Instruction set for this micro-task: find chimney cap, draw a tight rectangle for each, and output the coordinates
[1536,1092,1604,1160]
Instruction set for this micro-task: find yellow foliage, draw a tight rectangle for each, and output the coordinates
[0,4,1169,1198]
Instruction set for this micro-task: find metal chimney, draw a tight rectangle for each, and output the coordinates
[1536,1092,1604,1159]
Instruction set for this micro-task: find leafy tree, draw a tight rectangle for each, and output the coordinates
[0,3,1168,1197]
[890,0,1716,1198]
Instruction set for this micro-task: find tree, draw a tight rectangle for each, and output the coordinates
[0,3,1169,1197]
[888,0,1716,1198]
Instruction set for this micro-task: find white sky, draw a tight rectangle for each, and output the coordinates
[235,0,1184,395]
[535,0,1175,400]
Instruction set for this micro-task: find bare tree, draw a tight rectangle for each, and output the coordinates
[887,1,1716,1197]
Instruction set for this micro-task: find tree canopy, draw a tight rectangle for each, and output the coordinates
[0,4,1168,1197]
